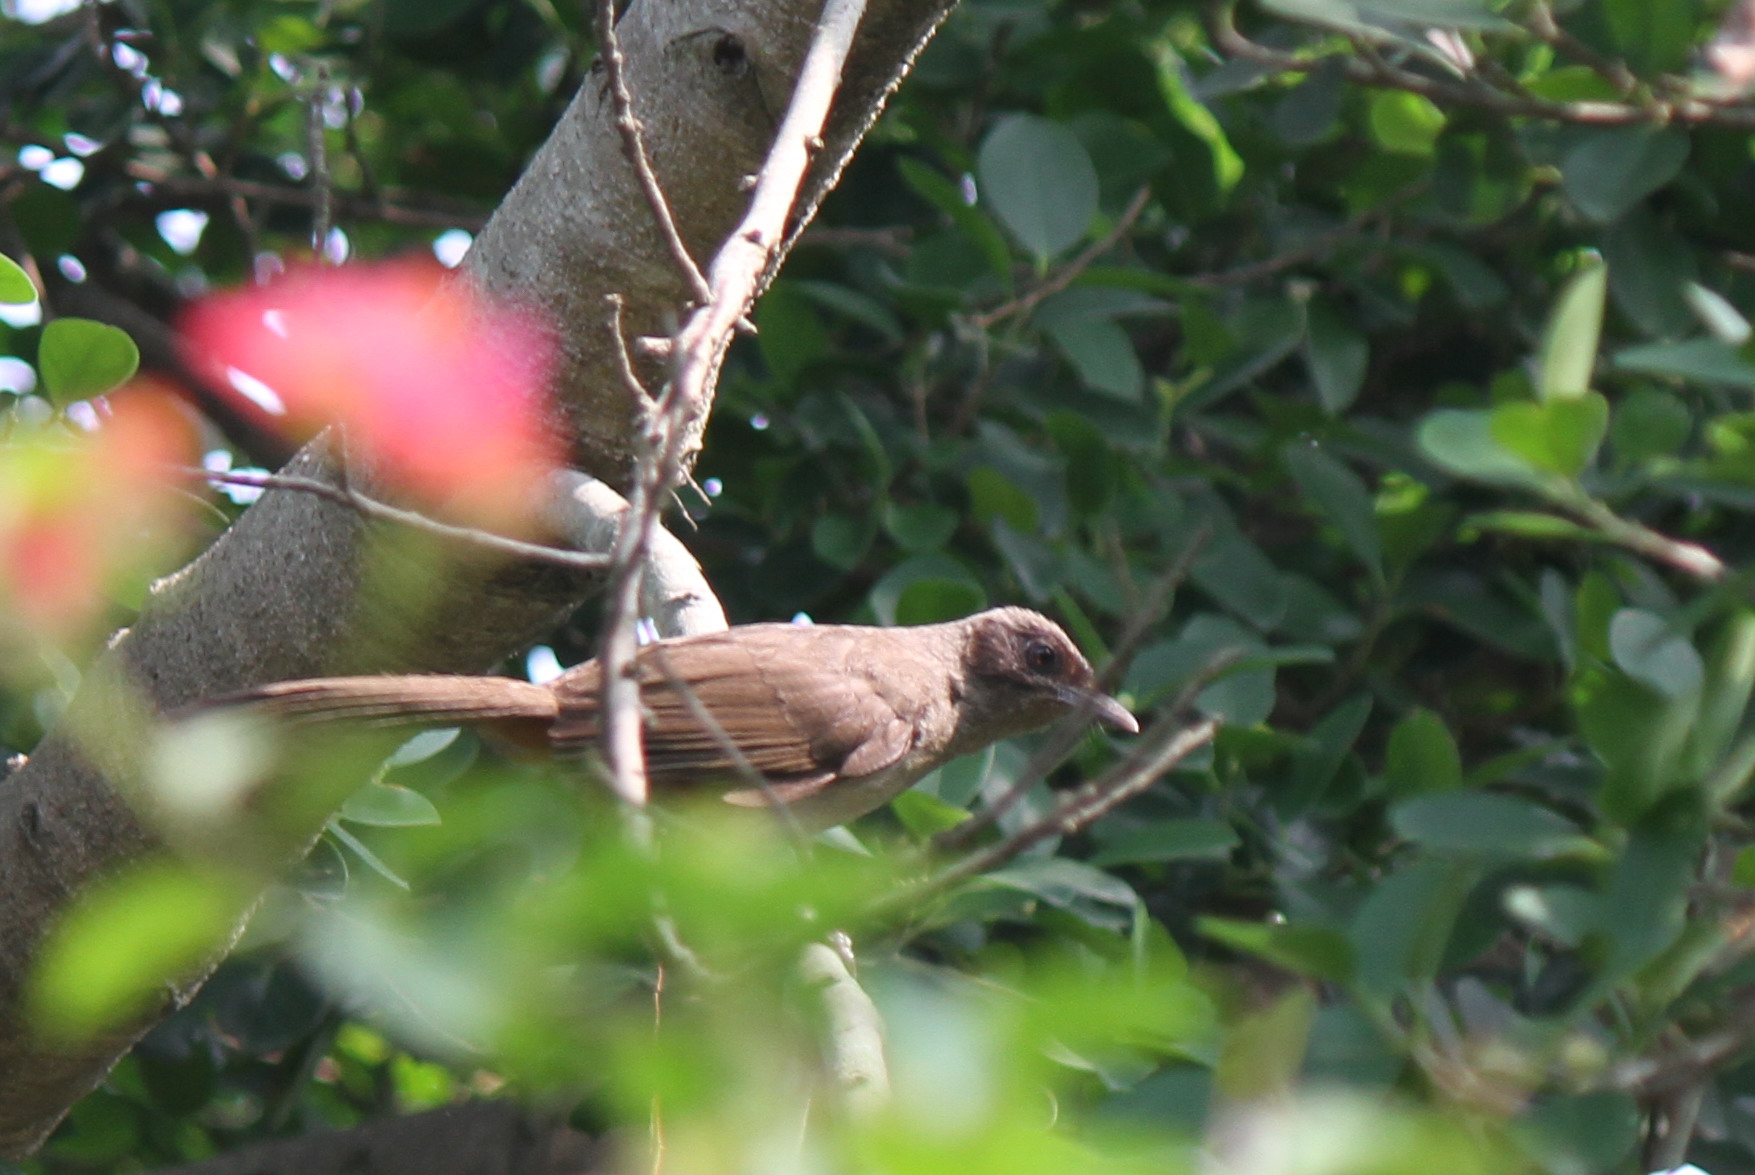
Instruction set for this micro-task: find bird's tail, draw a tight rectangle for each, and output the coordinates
[212,675,559,728]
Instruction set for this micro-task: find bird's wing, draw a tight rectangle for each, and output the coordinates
[547,626,919,796]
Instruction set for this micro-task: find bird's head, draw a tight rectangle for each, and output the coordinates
[956,607,1139,745]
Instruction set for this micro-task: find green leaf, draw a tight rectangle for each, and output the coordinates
[896,158,1014,285]
[31,862,246,1039]
[1601,0,1692,75]
[1367,90,1444,156]
[1349,859,1476,995]
[1303,301,1368,414]
[0,253,35,305]
[1610,388,1692,467]
[1416,408,1544,487]
[1383,708,1462,796]
[965,465,1038,533]
[1603,208,1697,338]
[340,781,442,827]
[1589,805,1703,985]
[1559,127,1688,223]
[1184,497,1288,630]
[1608,609,1703,699]
[37,318,141,404]
[1197,916,1354,983]
[984,857,1138,911]
[895,577,987,626]
[1518,1093,1641,1175]
[1574,665,1696,823]
[1462,511,1599,542]
[1488,393,1609,477]
[811,513,870,571]
[889,790,970,838]
[1090,819,1240,865]
[1683,282,1751,346]
[882,502,958,553]
[1537,256,1606,401]
[976,114,1099,262]
[1283,440,1383,582]
[1390,792,1595,859]
[1684,611,1755,780]
[1043,316,1143,401]
[1613,338,1755,388]
[868,553,987,627]
[1280,694,1372,815]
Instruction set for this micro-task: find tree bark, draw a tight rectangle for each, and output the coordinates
[0,0,955,1155]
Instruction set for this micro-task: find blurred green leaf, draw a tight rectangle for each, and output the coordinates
[1489,393,1608,477]
[0,253,34,304]
[1417,409,1545,487]
[1090,819,1239,866]
[1610,388,1692,466]
[1613,338,1755,388]
[1518,1092,1641,1175]
[1303,300,1369,414]
[1283,440,1383,582]
[883,502,959,553]
[1198,916,1354,983]
[1559,127,1688,223]
[1367,90,1445,156]
[1390,793,1595,859]
[340,781,441,827]
[1384,708,1462,796]
[32,862,247,1040]
[1608,608,1703,700]
[1537,256,1606,401]
[38,318,140,404]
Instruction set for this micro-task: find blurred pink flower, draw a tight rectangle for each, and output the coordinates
[1,387,196,638]
[182,262,562,530]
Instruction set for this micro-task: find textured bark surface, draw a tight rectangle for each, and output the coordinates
[0,0,956,1155]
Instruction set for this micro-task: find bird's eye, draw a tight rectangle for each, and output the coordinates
[1023,639,1060,674]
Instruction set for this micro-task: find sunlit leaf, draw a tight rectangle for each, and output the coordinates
[0,252,35,304]
[1537,256,1606,401]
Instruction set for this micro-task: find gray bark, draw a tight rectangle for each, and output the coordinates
[0,0,955,1156]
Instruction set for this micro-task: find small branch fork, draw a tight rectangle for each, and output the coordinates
[592,0,870,809]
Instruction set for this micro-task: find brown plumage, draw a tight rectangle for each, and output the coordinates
[219,607,1138,831]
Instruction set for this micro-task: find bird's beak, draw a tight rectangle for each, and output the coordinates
[1061,687,1140,734]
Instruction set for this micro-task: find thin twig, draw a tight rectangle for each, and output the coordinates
[183,467,614,574]
[594,0,711,305]
[897,718,1219,908]
[1557,491,1727,582]
[969,186,1152,330]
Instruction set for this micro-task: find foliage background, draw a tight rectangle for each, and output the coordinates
[6,0,1755,1171]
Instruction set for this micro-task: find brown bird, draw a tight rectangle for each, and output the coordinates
[222,607,1138,831]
